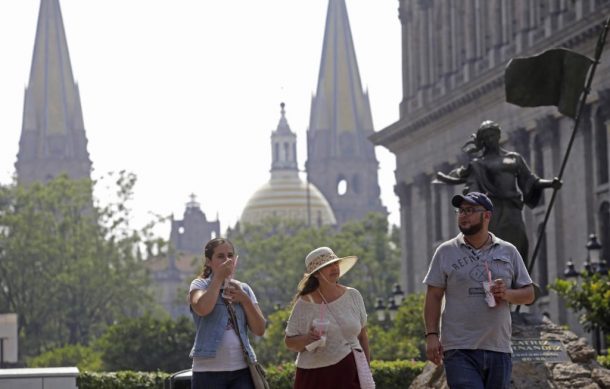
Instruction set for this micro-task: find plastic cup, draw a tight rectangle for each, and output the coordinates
[221,278,232,299]
[312,318,330,336]
[482,281,496,307]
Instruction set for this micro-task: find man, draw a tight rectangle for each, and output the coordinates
[423,192,534,389]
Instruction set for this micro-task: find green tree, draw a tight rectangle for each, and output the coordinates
[229,212,401,313]
[549,272,610,333]
[368,293,425,361]
[0,173,156,360]
[255,307,295,366]
[96,314,194,372]
[28,344,103,372]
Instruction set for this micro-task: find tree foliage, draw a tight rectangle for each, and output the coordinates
[368,293,425,361]
[549,272,610,334]
[96,314,194,372]
[0,173,156,360]
[228,212,401,313]
[255,307,294,366]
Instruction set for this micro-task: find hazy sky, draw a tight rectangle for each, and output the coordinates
[0,1,402,237]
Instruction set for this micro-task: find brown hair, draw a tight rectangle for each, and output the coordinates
[198,237,235,279]
[291,274,320,306]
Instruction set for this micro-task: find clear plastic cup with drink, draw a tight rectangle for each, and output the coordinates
[312,318,330,347]
[482,281,496,307]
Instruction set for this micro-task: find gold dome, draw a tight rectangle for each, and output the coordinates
[240,171,336,226]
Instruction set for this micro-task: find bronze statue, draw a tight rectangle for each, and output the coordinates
[436,120,561,260]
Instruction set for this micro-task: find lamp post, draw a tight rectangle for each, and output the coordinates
[563,233,608,355]
[391,283,405,306]
[374,283,404,327]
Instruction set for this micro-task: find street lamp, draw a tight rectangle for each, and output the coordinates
[374,284,404,325]
[563,233,608,355]
[391,283,405,306]
[374,297,386,322]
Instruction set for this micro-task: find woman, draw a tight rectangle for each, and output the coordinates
[189,238,266,389]
[284,246,372,389]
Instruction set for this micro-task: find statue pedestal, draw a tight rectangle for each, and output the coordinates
[409,312,610,388]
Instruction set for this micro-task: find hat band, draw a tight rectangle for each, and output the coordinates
[306,253,338,273]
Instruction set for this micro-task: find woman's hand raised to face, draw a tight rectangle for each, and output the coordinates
[217,258,234,280]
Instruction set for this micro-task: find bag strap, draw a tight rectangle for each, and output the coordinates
[224,300,252,364]
[317,289,352,344]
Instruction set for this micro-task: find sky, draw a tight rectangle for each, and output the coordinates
[0,1,402,238]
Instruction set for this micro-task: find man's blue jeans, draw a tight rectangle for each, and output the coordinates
[191,368,254,389]
[443,349,512,389]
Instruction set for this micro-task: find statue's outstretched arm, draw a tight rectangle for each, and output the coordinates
[434,167,468,185]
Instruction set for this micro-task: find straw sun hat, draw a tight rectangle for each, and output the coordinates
[300,247,358,285]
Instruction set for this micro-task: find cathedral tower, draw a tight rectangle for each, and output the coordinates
[306,0,386,224]
[16,0,92,185]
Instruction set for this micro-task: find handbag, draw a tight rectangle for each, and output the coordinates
[318,290,376,389]
[224,301,270,389]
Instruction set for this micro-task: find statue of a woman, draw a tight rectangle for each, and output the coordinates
[436,120,561,260]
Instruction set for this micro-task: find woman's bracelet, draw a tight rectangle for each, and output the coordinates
[425,332,439,338]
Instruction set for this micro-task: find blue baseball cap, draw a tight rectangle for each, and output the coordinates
[451,192,494,212]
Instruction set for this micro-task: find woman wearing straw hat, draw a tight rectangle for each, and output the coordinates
[284,247,373,389]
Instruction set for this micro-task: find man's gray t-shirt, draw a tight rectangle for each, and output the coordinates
[423,233,532,353]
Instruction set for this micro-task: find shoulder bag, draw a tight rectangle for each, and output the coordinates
[224,301,270,389]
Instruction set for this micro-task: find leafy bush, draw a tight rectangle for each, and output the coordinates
[368,293,426,361]
[96,314,194,372]
[78,371,169,389]
[599,354,610,369]
[28,343,103,372]
[254,307,295,366]
[549,272,610,333]
[77,359,424,389]
[265,362,296,389]
[371,359,426,388]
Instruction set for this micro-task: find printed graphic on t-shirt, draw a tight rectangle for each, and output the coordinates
[450,251,506,297]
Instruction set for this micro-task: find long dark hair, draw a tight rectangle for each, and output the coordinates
[198,237,235,279]
[291,274,320,306]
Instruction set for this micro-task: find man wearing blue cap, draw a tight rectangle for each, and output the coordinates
[423,192,534,389]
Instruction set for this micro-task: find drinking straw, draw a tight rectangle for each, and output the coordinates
[484,261,492,283]
[232,255,239,276]
[320,302,326,321]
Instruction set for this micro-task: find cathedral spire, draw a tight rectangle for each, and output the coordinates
[309,0,374,140]
[16,0,91,184]
[306,0,385,225]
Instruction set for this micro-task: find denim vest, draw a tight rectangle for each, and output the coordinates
[189,276,257,362]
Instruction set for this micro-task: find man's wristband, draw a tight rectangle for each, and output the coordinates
[425,332,439,338]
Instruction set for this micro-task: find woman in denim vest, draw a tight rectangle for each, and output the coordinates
[189,238,266,389]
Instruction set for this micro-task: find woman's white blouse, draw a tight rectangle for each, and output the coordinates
[285,287,367,369]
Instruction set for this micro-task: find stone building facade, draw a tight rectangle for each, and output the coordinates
[372,1,610,330]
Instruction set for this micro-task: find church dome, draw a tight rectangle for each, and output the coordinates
[241,170,336,226]
[240,103,336,226]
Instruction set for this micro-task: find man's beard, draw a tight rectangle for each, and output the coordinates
[459,219,484,236]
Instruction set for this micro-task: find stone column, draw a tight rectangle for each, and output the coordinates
[394,181,415,293]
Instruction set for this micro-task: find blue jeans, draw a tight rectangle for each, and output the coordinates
[443,349,512,389]
[191,368,254,389]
